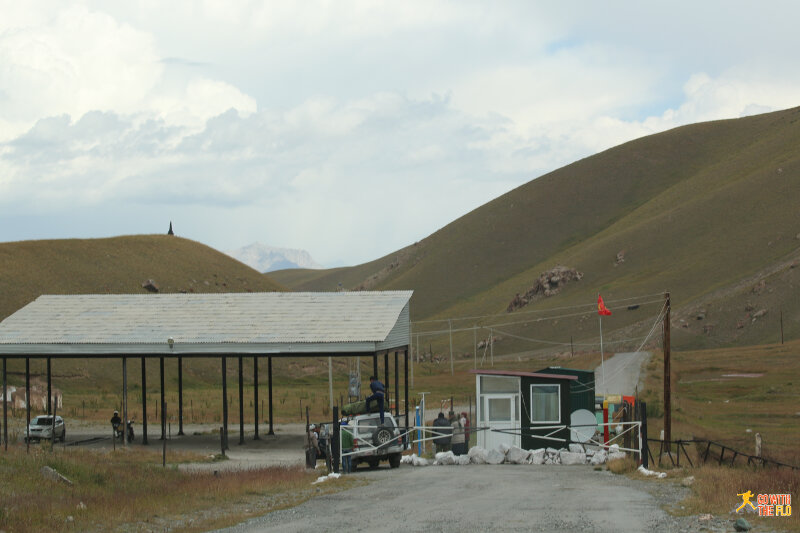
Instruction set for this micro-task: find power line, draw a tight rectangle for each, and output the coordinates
[569,301,668,393]
[412,298,663,338]
[411,293,666,326]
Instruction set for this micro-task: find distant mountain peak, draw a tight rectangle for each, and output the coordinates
[225,242,322,273]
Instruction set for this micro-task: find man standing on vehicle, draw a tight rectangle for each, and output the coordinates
[365,376,386,424]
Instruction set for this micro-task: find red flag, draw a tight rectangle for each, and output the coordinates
[597,295,612,316]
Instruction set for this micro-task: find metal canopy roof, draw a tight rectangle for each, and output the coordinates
[469,369,578,381]
[0,291,412,356]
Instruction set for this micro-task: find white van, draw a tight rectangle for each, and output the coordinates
[346,412,403,469]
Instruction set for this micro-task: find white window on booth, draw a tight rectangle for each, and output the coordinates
[529,384,560,424]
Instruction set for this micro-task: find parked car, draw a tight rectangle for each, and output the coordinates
[346,412,403,469]
[25,415,66,442]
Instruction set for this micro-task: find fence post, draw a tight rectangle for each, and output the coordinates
[639,400,648,469]
[332,406,340,474]
[623,401,631,452]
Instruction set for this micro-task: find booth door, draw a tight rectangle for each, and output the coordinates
[483,395,518,450]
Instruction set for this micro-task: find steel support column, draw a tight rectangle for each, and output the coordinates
[178,356,184,436]
[2,358,7,451]
[268,356,274,435]
[404,349,409,432]
[122,356,128,447]
[253,356,260,440]
[384,352,389,395]
[141,357,148,445]
[394,351,399,417]
[160,356,165,440]
[46,357,52,415]
[238,356,244,445]
[221,356,229,449]
[25,357,30,452]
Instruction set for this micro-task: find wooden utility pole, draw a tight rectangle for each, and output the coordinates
[663,291,671,444]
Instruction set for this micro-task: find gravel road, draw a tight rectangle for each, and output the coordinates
[216,464,694,533]
[595,351,650,397]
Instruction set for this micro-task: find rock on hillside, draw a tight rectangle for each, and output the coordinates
[507,266,583,312]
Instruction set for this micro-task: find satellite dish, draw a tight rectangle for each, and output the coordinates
[570,409,596,443]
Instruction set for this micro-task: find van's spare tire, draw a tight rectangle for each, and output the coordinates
[372,425,394,447]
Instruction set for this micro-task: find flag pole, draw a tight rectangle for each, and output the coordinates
[599,314,605,391]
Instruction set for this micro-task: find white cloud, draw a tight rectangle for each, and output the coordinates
[2,2,800,264]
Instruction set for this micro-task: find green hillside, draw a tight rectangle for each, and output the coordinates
[0,235,285,321]
[272,107,800,351]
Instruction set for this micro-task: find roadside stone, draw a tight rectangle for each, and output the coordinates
[41,465,73,485]
[698,513,713,521]
[569,443,585,453]
[681,476,695,487]
[608,452,627,461]
[734,517,752,531]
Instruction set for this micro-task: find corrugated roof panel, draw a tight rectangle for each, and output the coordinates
[0,292,413,353]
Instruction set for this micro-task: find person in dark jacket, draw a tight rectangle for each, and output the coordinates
[432,412,453,453]
[365,376,386,424]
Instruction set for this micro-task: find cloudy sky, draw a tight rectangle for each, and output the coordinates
[2,2,799,266]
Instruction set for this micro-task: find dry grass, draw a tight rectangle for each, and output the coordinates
[640,340,800,465]
[0,234,284,322]
[0,446,347,532]
[681,465,799,531]
[607,456,637,475]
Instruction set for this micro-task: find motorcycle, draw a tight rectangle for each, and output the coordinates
[113,419,135,443]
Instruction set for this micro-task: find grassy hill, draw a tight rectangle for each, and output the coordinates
[272,106,800,353]
[0,235,285,321]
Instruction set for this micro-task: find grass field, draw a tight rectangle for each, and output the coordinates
[641,339,800,466]
[0,446,354,532]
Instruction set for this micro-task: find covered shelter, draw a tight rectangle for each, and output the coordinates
[472,369,576,451]
[0,291,412,450]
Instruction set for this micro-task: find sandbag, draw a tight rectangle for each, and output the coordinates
[468,446,488,464]
[341,400,384,416]
[412,455,431,467]
[506,446,531,465]
[559,451,586,465]
[434,451,456,465]
[455,454,471,465]
[529,449,545,465]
